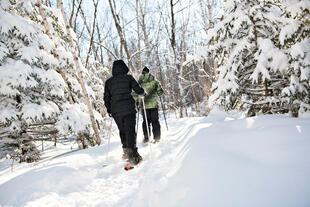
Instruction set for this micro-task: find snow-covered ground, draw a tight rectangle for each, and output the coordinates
[1,110,310,207]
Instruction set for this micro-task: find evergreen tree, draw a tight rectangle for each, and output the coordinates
[0,0,106,161]
[0,0,65,162]
[84,58,109,119]
[207,0,309,116]
[41,3,104,145]
[280,0,310,116]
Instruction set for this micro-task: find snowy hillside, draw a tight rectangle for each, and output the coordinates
[0,111,310,207]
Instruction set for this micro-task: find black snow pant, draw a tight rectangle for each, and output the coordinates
[113,113,137,149]
[142,108,161,140]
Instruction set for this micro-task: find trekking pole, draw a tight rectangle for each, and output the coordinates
[105,117,113,164]
[136,105,140,137]
[141,96,152,153]
[160,96,168,130]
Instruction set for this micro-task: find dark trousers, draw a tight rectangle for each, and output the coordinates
[142,108,161,140]
[113,113,136,149]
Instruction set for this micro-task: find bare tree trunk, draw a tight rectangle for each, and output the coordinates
[138,0,152,64]
[76,26,84,57]
[199,0,208,33]
[135,0,142,72]
[79,7,101,62]
[73,0,83,31]
[189,75,200,114]
[107,0,136,74]
[57,0,101,145]
[69,0,75,27]
[169,0,184,118]
[37,0,74,104]
[96,24,104,63]
[53,135,57,147]
[206,0,214,29]
[199,0,214,34]
[198,0,216,110]
[156,46,165,88]
[85,0,99,67]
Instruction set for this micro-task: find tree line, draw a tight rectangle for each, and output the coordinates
[0,0,308,163]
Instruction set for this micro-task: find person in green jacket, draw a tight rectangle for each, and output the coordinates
[136,66,164,143]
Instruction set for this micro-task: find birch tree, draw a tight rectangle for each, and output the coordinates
[107,0,136,75]
[57,0,101,145]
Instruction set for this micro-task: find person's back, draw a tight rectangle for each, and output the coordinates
[138,72,163,109]
[104,60,143,117]
[136,66,164,143]
[104,60,144,165]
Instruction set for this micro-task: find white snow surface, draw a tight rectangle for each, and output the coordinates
[1,110,310,207]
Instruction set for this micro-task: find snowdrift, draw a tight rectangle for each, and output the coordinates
[0,111,309,207]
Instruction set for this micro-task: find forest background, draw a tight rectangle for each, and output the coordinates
[0,0,309,163]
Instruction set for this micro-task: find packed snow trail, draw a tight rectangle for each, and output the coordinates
[0,111,310,207]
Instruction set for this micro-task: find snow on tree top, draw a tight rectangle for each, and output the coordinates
[0,7,39,38]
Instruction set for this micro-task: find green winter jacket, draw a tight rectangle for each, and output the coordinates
[133,73,164,109]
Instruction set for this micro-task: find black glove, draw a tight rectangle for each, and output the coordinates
[138,92,147,98]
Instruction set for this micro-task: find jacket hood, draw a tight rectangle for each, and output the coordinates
[112,60,129,76]
[139,73,154,83]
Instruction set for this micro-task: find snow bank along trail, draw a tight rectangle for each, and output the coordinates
[0,113,310,207]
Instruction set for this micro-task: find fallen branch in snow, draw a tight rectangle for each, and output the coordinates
[27,129,58,136]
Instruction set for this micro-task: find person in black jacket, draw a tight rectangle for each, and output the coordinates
[104,60,145,165]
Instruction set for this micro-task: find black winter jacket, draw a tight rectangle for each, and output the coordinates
[104,61,144,117]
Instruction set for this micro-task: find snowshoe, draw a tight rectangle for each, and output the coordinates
[123,148,143,170]
[124,165,134,171]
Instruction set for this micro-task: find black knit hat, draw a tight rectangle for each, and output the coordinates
[142,66,149,74]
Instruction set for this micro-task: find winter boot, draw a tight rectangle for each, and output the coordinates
[153,136,160,144]
[125,147,143,165]
[122,148,130,161]
[142,136,149,143]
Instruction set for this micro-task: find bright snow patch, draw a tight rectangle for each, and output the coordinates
[0,111,309,207]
